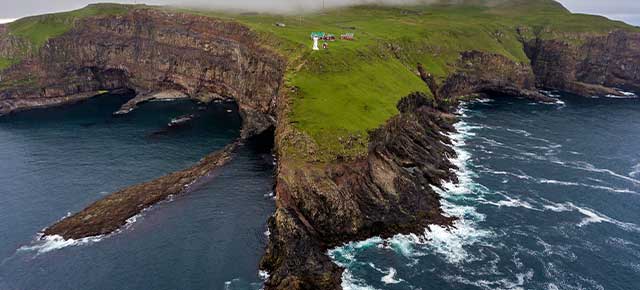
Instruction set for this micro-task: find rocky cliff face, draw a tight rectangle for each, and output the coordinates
[0,9,286,137]
[261,93,458,290]
[438,50,552,102]
[2,8,640,290]
[525,30,640,95]
[0,25,30,59]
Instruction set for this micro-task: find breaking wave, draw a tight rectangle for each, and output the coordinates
[17,234,104,255]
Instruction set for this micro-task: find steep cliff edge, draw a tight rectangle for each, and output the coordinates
[1,2,640,290]
[262,93,458,289]
[0,9,286,137]
[524,30,640,96]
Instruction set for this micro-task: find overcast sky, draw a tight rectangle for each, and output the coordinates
[1,0,639,26]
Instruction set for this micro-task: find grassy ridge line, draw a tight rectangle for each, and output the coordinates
[200,1,635,160]
[5,4,133,56]
[2,1,638,161]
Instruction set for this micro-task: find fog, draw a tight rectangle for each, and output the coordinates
[0,0,638,25]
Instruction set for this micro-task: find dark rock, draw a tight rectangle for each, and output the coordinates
[44,141,240,239]
[525,30,640,95]
[261,92,458,290]
[0,9,287,138]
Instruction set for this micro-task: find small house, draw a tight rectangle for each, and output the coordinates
[324,34,336,41]
[341,33,355,40]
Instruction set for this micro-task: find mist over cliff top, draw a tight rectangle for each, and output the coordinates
[0,0,639,25]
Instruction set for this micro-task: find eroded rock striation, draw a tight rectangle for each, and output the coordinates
[0,9,287,137]
[261,92,458,290]
[438,50,553,102]
[2,8,640,290]
[524,30,640,96]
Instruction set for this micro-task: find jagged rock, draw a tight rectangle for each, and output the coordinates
[525,30,640,95]
[262,92,458,290]
[438,50,553,102]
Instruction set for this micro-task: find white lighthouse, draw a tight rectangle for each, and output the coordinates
[312,36,320,51]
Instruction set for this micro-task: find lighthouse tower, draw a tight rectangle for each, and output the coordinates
[312,36,320,51]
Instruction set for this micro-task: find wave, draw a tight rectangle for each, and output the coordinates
[478,165,638,195]
[380,268,403,284]
[562,161,640,186]
[605,90,637,99]
[630,163,640,178]
[443,269,534,290]
[17,234,104,255]
[543,201,640,232]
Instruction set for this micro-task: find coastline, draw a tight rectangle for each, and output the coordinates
[1,4,640,290]
[43,141,240,240]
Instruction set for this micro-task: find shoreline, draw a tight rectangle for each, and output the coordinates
[43,141,241,240]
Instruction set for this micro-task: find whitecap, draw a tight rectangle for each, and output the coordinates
[380,268,403,284]
[258,270,270,281]
[341,269,381,290]
[443,269,533,290]
[566,161,640,186]
[543,201,640,232]
[18,234,104,255]
[538,178,638,195]
[479,195,539,211]
[605,90,637,98]
[629,163,640,178]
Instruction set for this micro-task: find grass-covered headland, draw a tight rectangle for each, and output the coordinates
[1,0,637,161]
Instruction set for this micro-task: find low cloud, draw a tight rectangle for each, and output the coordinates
[1,0,639,26]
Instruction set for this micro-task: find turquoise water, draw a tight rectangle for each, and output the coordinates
[0,95,275,290]
[331,93,640,290]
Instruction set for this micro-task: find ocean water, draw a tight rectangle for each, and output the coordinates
[330,92,640,290]
[0,94,275,290]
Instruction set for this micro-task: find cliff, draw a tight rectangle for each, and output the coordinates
[525,30,640,95]
[1,2,640,290]
[262,93,458,289]
[0,9,287,137]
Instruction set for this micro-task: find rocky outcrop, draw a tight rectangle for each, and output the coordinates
[44,141,240,239]
[0,24,30,59]
[524,30,640,95]
[261,92,458,290]
[113,90,189,115]
[438,50,553,102]
[0,9,287,138]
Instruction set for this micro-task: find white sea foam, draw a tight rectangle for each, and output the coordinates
[542,201,640,232]
[565,161,640,186]
[630,163,640,178]
[18,234,104,255]
[258,270,270,281]
[341,270,381,290]
[444,269,533,290]
[380,267,403,284]
[605,90,637,98]
[479,195,539,211]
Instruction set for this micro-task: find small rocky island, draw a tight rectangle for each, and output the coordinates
[1,1,639,289]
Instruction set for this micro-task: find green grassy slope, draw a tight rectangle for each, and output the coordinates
[198,0,635,160]
[2,0,637,160]
[7,3,132,52]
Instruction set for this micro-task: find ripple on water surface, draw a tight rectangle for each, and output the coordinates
[330,94,640,290]
[0,94,275,290]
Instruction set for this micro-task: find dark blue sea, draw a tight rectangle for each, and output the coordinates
[0,94,275,290]
[2,91,640,290]
[330,93,640,290]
